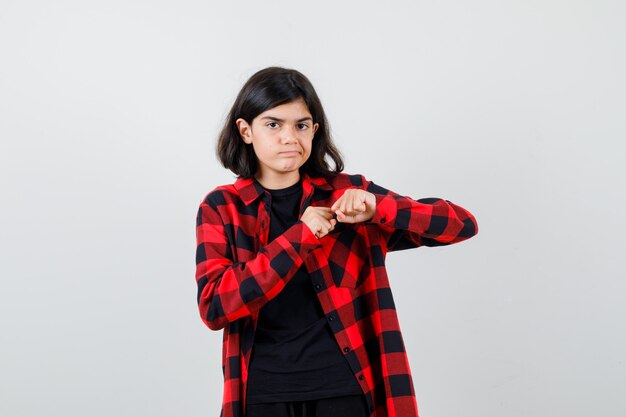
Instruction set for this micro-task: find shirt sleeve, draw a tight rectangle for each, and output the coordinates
[195,198,322,330]
[360,175,479,252]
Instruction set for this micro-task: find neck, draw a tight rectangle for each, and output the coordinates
[255,171,301,190]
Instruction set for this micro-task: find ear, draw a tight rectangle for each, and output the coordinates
[312,123,319,136]
[236,118,253,144]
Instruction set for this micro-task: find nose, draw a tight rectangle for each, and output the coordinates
[280,125,299,143]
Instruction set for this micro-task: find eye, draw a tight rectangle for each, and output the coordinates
[266,122,279,129]
[297,123,309,130]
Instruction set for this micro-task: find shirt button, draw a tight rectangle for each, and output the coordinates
[380,217,386,223]
[343,347,350,353]
[314,284,321,290]
[358,375,365,380]
[328,315,335,322]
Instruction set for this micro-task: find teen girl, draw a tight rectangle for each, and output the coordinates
[195,67,478,417]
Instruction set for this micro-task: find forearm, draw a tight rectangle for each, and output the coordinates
[364,177,478,250]
[196,217,321,330]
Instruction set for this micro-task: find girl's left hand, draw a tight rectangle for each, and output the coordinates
[330,189,377,223]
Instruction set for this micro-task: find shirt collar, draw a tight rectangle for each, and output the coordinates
[234,173,334,206]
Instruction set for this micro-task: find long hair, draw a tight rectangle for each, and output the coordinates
[216,67,344,179]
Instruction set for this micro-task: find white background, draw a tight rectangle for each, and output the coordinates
[1,1,625,416]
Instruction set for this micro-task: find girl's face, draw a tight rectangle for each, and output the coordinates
[236,98,319,188]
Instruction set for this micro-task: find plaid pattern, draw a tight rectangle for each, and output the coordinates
[195,172,478,417]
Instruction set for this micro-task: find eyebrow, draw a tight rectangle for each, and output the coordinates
[260,116,313,123]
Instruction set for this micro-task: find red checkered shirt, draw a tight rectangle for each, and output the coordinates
[195,172,478,417]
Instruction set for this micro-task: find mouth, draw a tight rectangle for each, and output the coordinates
[279,151,301,156]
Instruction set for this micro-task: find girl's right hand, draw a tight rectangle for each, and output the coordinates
[300,206,337,239]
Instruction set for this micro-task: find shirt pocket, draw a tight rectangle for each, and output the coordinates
[324,224,371,289]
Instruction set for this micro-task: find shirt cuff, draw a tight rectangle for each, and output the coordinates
[367,193,398,226]
[281,221,323,255]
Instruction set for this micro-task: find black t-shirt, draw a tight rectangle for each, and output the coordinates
[246,179,363,404]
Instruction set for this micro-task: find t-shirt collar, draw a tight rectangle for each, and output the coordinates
[234,173,334,206]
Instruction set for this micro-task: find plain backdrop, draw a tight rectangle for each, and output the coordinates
[1,1,625,416]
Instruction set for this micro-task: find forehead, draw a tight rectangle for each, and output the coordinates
[256,98,312,120]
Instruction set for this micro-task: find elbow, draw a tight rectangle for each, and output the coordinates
[448,201,478,241]
[199,302,228,331]
[449,216,478,244]
[429,214,477,246]
[197,275,227,330]
[459,215,478,239]
[421,216,478,247]
[197,288,228,331]
[203,315,226,331]
[199,303,228,331]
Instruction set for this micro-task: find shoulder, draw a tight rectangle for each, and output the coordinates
[198,183,239,209]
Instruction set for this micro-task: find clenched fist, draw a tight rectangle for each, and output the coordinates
[330,189,376,223]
